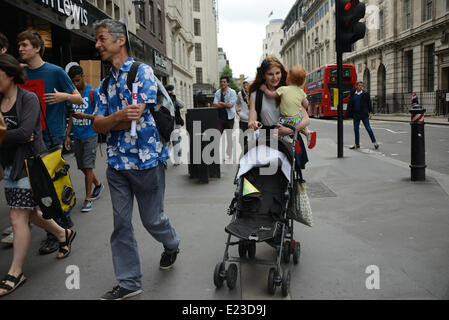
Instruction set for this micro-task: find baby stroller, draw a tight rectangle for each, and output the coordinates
[213,124,301,297]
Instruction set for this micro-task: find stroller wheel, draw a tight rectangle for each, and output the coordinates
[226,263,238,290]
[282,241,291,264]
[247,241,256,259]
[293,241,301,265]
[267,268,277,295]
[214,262,225,288]
[281,270,291,297]
[238,241,247,258]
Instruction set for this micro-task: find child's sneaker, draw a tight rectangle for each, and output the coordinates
[307,131,316,149]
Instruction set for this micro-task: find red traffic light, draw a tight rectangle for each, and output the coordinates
[345,0,361,10]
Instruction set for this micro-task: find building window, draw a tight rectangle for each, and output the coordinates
[406,50,413,92]
[194,19,201,36]
[424,0,432,21]
[378,10,384,40]
[193,0,200,12]
[149,1,155,32]
[196,67,203,83]
[114,4,120,19]
[425,44,435,91]
[158,8,163,40]
[136,1,145,25]
[195,43,202,61]
[106,0,113,16]
[405,0,411,29]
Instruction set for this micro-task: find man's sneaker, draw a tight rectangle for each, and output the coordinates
[2,226,13,236]
[160,248,179,270]
[90,184,104,201]
[100,285,142,300]
[1,232,13,244]
[81,200,93,212]
[349,145,360,150]
[39,238,59,255]
[374,142,379,150]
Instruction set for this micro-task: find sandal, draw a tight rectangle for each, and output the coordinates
[57,229,77,260]
[0,273,27,297]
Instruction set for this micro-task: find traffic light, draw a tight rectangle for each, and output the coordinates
[336,0,366,53]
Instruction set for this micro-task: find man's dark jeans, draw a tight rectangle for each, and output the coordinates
[353,115,376,146]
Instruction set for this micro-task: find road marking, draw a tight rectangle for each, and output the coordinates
[371,127,408,134]
[391,154,399,156]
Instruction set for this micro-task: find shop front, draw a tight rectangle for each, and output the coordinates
[0,0,109,74]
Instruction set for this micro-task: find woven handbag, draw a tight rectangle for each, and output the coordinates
[293,182,313,227]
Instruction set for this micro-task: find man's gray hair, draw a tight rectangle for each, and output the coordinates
[94,19,127,41]
[94,19,130,52]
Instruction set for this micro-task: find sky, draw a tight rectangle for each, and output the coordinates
[217,0,297,80]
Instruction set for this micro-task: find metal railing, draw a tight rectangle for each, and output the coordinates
[372,91,448,115]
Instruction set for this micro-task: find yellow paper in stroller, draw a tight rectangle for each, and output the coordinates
[25,146,76,220]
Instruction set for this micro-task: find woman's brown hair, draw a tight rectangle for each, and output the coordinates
[248,55,287,95]
[0,53,27,84]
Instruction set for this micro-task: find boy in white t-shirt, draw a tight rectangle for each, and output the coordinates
[261,65,316,148]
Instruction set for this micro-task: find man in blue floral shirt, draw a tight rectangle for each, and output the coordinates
[93,19,180,300]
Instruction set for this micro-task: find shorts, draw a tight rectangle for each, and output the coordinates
[74,136,98,169]
[3,166,37,209]
[279,112,303,127]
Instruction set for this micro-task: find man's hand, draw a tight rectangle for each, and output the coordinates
[369,112,373,119]
[72,112,88,119]
[44,89,68,105]
[64,136,71,151]
[27,133,35,143]
[117,103,145,122]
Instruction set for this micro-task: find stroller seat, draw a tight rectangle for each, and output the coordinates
[225,167,287,242]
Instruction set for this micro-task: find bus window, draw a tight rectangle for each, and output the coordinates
[343,68,351,77]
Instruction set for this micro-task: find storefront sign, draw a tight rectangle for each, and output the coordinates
[34,0,88,27]
[154,50,168,70]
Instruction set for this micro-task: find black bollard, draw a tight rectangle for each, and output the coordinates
[409,106,426,181]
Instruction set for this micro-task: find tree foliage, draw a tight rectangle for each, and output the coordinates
[220,64,239,92]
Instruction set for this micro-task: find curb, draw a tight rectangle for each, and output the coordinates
[373,117,449,126]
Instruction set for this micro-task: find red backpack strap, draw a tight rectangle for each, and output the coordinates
[90,89,94,104]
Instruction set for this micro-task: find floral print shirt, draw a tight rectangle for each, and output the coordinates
[94,57,169,171]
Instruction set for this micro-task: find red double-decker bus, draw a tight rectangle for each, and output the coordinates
[304,64,357,118]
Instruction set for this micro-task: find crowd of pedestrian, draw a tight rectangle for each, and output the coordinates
[0,18,332,299]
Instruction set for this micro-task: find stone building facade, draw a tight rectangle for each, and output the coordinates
[261,19,285,63]
[280,0,449,115]
[280,0,306,71]
[165,0,195,108]
[192,0,219,96]
[345,0,449,114]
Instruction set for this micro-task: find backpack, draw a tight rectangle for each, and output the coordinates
[101,61,175,144]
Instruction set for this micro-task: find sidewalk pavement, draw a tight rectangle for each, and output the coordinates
[0,130,448,300]
[373,113,449,126]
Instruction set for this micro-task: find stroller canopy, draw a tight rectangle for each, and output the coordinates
[237,138,294,182]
